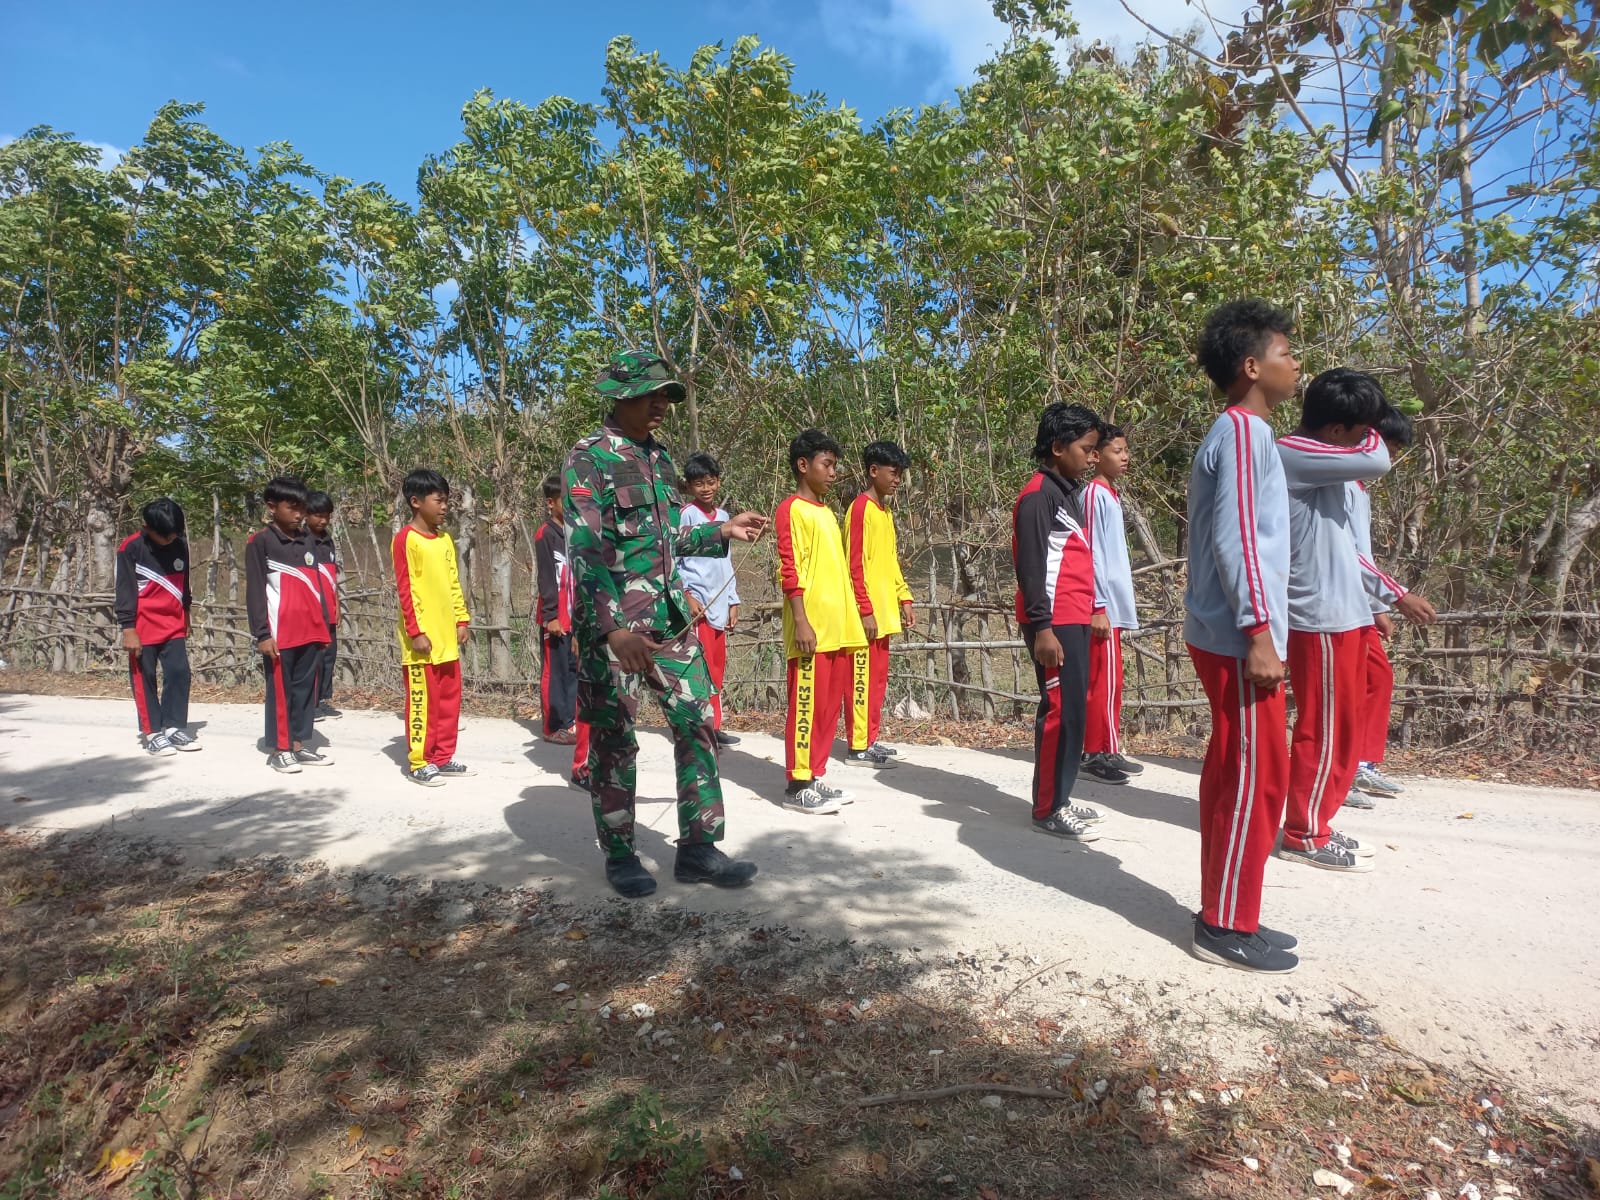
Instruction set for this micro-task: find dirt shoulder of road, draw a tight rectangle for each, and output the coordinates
[2,830,1596,1200]
[5,667,1595,792]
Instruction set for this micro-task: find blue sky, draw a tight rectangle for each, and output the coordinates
[1,0,1210,200]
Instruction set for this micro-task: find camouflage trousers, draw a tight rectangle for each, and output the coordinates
[576,630,725,857]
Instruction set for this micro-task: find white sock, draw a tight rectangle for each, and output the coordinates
[164,727,179,736]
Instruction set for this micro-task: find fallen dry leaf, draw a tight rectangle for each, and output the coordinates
[315,977,338,987]
[1328,1069,1362,1085]
[345,1124,363,1149]
[379,1144,400,1157]
[1455,812,1475,820]
[564,928,588,941]
[868,1151,889,1178]
[95,1145,145,1181]
[468,1145,484,1166]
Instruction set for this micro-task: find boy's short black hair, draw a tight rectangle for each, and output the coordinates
[305,490,334,516]
[262,475,309,507]
[1196,298,1295,391]
[862,441,911,471]
[1302,367,1387,431]
[683,453,723,482]
[142,497,185,538]
[402,468,450,504]
[541,474,562,500]
[1032,403,1102,463]
[1098,422,1126,443]
[789,428,843,476]
[1375,403,1415,449]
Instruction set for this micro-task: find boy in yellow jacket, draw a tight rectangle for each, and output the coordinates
[845,441,913,765]
[392,468,473,786]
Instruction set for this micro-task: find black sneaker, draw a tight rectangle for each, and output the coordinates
[1065,800,1104,823]
[868,741,899,756]
[1032,808,1100,842]
[1194,913,1297,952]
[844,748,896,768]
[674,843,758,888]
[1081,753,1129,785]
[1328,829,1374,858]
[569,771,592,792]
[408,764,445,788]
[1275,843,1372,873]
[605,854,657,899]
[1106,752,1143,776]
[782,783,840,815]
[314,704,343,721]
[268,751,302,774]
[437,760,476,778]
[714,730,741,747]
[145,733,178,758]
[813,779,855,805]
[294,748,334,767]
[1191,923,1299,973]
[1341,787,1376,810]
[166,729,202,752]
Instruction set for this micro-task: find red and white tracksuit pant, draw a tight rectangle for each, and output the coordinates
[1083,628,1124,755]
[1283,629,1365,851]
[404,660,462,771]
[1358,625,1393,765]
[846,636,890,751]
[1189,644,1289,934]
[786,649,850,782]
[695,619,728,730]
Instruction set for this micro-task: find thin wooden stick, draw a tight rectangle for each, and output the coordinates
[857,1082,1074,1108]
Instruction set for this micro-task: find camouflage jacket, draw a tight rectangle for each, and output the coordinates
[563,418,728,640]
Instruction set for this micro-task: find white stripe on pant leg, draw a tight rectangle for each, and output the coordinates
[1105,638,1118,756]
[1218,662,1257,929]
[1109,635,1121,756]
[1305,634,1335,850]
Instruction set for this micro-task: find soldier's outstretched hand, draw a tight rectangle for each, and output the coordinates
[721,511,769,543]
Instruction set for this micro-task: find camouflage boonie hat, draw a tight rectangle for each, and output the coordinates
[598,350,686,402]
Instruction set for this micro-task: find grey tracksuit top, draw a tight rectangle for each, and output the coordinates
[1085,480,1139,630]
[1183,407,1291,660]
[1278,430,1391,633]
[1344,480,1409,615]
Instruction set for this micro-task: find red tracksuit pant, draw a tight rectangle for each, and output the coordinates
[1083,628,1124,755]
[404,660,461,771]
[1189,644,1289,934]
[786,649,850,782]
[696,620,728,729]
[846,636,889,751]
[1284,629,1365,851]
[1358,625,1393,765]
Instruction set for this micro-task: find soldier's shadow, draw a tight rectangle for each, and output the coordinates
[506,784,681,881]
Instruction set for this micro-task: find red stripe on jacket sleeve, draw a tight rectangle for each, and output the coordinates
[393,528,423,638]
[776,497,804,598]
[847,494,873,615]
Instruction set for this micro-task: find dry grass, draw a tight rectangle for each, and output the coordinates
[1,831,1596,1200]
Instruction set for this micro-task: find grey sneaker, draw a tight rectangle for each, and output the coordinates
[1032,808,1101,842]
[294,748,334,767]
[814,779,855,805]
[868,741,898,756]
[782,785,840,815]
[438,760,476,777]
[409,764,445,788]
[1191,922,1299,973]
[146,733,178,758]
[166,729,202,752]
[1275,843,1372,872]
[1341,786,1376,810]
[1066,800,1104,823]
[1354,763,1404,795]
[268,751,302,774]
[1328,829,1375,858]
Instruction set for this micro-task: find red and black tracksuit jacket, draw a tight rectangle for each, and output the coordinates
[246,525,330,750]
[115,532,191,644]
[534,519,579,735]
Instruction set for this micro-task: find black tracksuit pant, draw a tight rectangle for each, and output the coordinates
[541,631,579,735]
[318,626,338,706]
[1024,623,1091,820]
[129,638,191,735]
[264,644,323,751]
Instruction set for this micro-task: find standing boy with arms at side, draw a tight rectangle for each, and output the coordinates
[305,490,343,721]
[1346,405,1437,804]
[116,497,200,756]
[1184,299,1300,974]
[676,453,743,748]
[1274,368,1392,872]
[1082,424,1143,784]
[246,476,333,774]
[844,440,914,766]
[394,468,474,787]
[776,428,869,814]
[535,473,591,787]
[1012,403,1108,840]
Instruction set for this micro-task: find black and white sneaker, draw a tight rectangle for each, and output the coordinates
[1080,754,1129,785]
[782,784,841,815]
[868,741,898,757]
[314,704,343,721]
[1032,808,1100,842]
[1328,830,1374,858]
[437,760,476,778]
[1194,913,1297,951]
[408,764,445,788]
[145,733,178,758]
[268,751,302,774]
[814,779,855,805]
[1191,921,1299,973]
[1275,843,1372,872]
[714,730,741,747]
[1341,787,1376,810]
[1065,800,1104,824]
[844,748,896,768]
[1105,752,1143,776]
[166,729,202,752]
[294,748,334,767]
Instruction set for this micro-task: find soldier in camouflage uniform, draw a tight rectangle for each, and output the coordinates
[564,350,770,898]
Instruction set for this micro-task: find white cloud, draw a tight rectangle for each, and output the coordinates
[822,0,1232,95]
[0,132,127,168]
